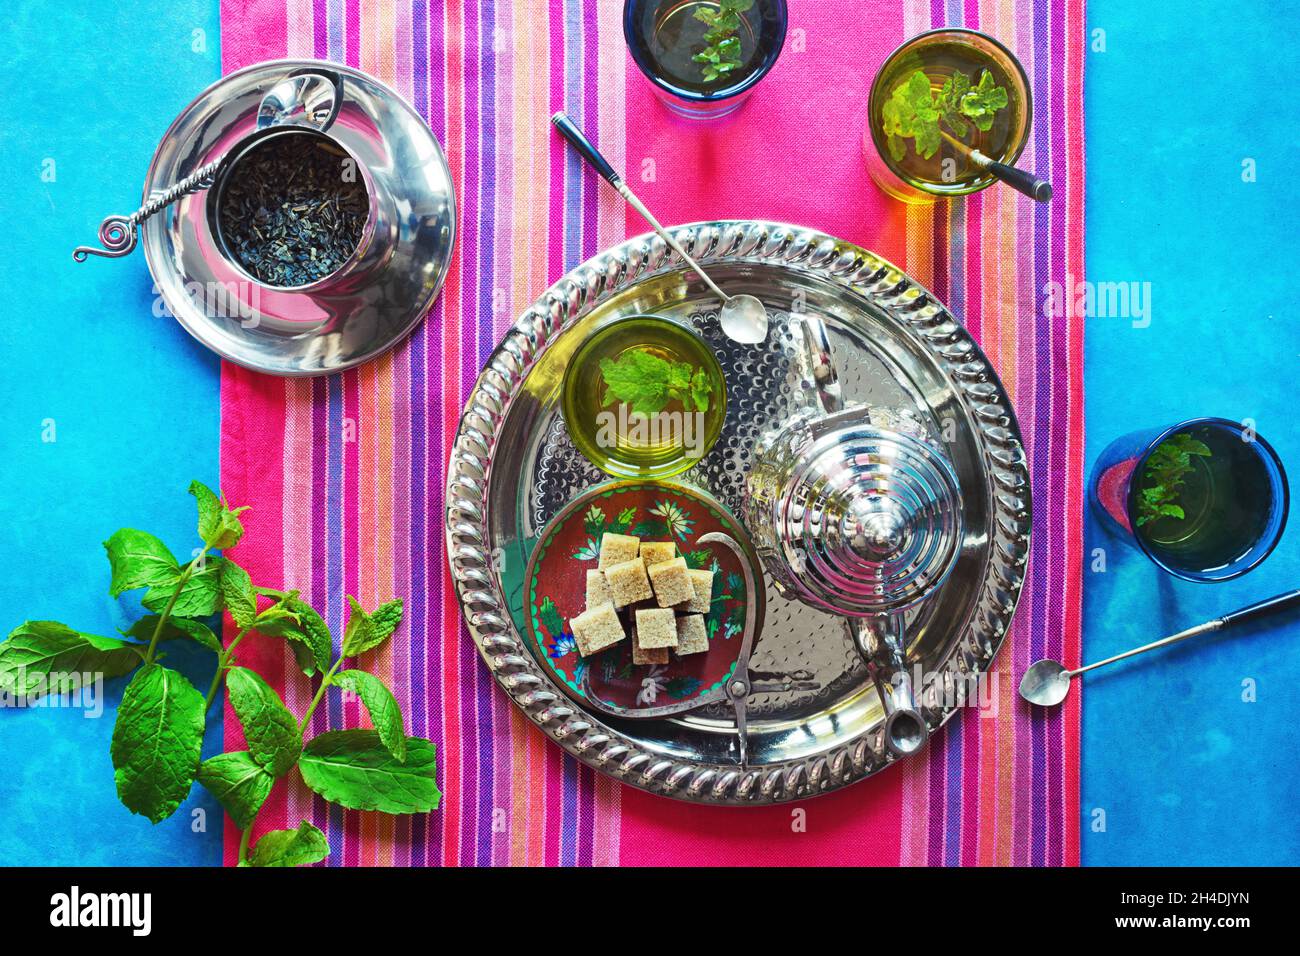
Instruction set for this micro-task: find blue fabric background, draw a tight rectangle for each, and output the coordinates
[0,0,1296,866]
[1081,0,1300,865]
[0,1,224,865]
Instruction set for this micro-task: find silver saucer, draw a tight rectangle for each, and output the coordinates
[446,221,1031,804]
[142,59,455,376]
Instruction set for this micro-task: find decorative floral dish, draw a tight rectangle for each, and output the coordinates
[523,481,760,712]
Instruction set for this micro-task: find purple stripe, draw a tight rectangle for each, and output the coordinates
[409,310,431,865]
[926,722,944,865]
[1045,0,1070,868]
[1027,0,1052,868]
[471,0,501,869]
[314,0,328,57]
[404,0,431,852]
[575,0,600,871]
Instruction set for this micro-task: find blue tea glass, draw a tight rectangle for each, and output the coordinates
[624,0,788,119]
[1090,417,1288,582]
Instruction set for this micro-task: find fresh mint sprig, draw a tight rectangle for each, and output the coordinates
[0,480,440,867]
[882,67,1009,163]
[599,348,713,415]
[691,0,754,83]
[1136,433,1212,527]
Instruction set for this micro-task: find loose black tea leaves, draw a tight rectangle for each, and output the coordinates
[218,132,367,287]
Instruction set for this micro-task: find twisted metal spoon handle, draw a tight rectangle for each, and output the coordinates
[72,155,225,261]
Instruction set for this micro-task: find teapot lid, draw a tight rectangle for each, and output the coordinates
[770,410,963,617]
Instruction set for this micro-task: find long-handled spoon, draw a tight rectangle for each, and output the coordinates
[1020,588,1300,707]
[73,70,343,261]
[550,111,769,344]
[937,129,1051,203]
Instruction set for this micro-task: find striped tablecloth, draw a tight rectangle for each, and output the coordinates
[219,0,1083,866]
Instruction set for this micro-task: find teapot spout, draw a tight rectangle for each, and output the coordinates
[852,615,929,758]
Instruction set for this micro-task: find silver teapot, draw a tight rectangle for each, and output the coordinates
[743,315,964,757]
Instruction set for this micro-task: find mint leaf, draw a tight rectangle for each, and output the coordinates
[247,820,329,867]
[689,368,712,413]
[959,68,1009,132]
[220,560,257,630]
[104,529,179,598]
[331,670,407,762]
[123,615,221,654]
[1136,431,1213,526]
[691,0,750,80]
[299,730,440,813]
[254,600,332,676]
[0,621,142,696]
[110,664,204,823]
[340,596,376,658]
[882,68,1008,163]
[189,480,248,550]
[225,666,300,777]
[197,751,273,830]
[370,599,404,645]
[341,596,401,658]
[600,349,714,417]
[142,556,225,618]
[599,350,672,415]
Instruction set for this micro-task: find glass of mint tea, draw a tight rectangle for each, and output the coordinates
[1091,418,1289,582]
[624,0,788,119]
[865,28,1032,203]
[562,314,727,480]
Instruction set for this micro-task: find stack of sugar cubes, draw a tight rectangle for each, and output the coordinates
[569,532,714,665]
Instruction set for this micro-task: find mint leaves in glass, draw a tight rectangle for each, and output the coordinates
[0,481,440,866]
[866,28,1031,202]
[563,315,726,480]
[624,0,787,119]
[1091,419,1289,582]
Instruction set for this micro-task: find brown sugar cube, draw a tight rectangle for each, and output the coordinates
[647,557,693,607]
[569,601,625,656]
[674,568,714,614]
[605,558,653,608]
[675,614,710,656]
[584,569,613,610]
[630,606,671,664]
[639,541,677,566]
[598,532,640,570]
[632,642,669,665]
[633,608,678,649]
[631,625,670,665]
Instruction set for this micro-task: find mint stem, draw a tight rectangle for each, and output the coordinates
[298,657,343,735]
[238,821,253,866]
[143,546,209,665]
[204,626,251,713]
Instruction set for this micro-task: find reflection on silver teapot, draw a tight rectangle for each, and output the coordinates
[743,314,964,757]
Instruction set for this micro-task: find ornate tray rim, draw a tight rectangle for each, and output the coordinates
[445,220,1031,805]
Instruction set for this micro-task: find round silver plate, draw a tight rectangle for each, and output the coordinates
[142,59,456,376]
[446,221,1030,804]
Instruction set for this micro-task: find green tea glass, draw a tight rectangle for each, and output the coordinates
[864,28,1032,203]
[1091,418,1289,582]
[562,315,726,480]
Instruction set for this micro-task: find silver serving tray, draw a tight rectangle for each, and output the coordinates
[445,221,1030,805]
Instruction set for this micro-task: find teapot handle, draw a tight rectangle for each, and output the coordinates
[793,313,843,415]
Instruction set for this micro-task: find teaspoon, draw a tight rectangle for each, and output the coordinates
[1020,588,1300,707]
[550,111,769,344]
